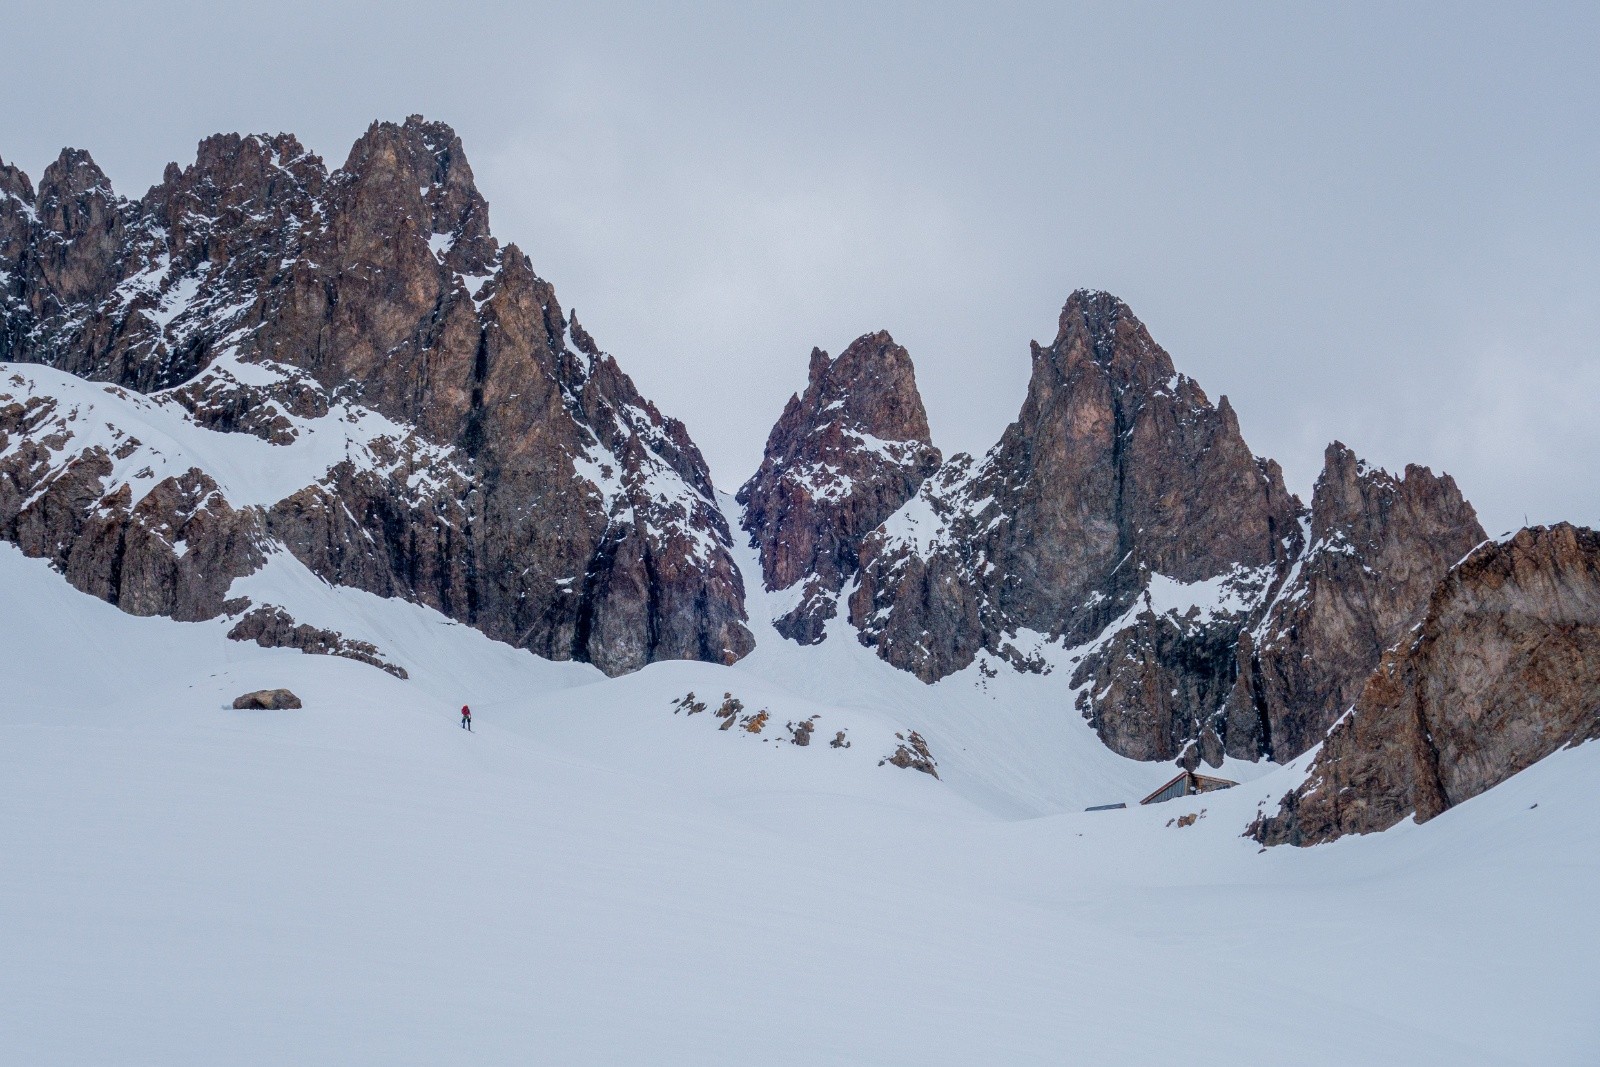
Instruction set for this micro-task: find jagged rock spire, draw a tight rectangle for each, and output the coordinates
[739,329,940,643]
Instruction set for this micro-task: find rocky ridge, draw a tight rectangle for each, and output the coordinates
[1219,442,1485,763]
[0,118,752,675]
[742,290,1492,768]
[227,604,409,679]
[1250,524,1600,846]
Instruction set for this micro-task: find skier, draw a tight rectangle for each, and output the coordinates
[461,704,472,731]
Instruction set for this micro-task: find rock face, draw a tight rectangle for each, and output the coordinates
[1251,524,1600,846]
[0,118,752,675]
[1221,443,1485,762]
[737,332,940,642]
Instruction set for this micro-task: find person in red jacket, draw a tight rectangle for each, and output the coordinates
[460,704,472,731]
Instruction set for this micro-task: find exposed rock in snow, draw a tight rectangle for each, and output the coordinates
[1068,562,1280,763]
[881,730,939,777]
[0,370,269,619]
[227,603,408,678]
[230,688,302,710]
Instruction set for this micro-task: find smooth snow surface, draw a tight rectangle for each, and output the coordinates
[4,538,1598,1064]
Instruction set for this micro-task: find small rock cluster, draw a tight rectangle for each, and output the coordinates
[880,731,938,778]
[670,691,847,751]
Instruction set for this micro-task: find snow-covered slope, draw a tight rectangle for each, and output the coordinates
[4,539,1597,1065]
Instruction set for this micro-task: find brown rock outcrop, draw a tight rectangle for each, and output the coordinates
[881,731,939,777]
[1070,596,1256,763]
[1251,524,1600,846]
[1221,443,1486,762]
[737,332,940,642]
[0,385,267,618]
[232,688,303,710]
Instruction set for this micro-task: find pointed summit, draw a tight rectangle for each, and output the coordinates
[739,330,941,643]
[38,147,114,206]
[800,330,935,447]
[29,147,126,308]
[1053,288,1176,387]
[0,153,35,203]
[337,115,496,270]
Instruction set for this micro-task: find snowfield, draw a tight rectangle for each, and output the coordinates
[3,538,1597,1065]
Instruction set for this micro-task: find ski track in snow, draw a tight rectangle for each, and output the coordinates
[3,524,1598,1061]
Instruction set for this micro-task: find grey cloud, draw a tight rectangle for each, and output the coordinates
[4,0,1595,531]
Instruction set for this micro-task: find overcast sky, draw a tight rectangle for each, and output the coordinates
[5,1,1596,532]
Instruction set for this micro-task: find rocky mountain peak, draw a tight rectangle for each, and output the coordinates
[739,329,941,643]
[0,118,754,678]
[143,132,326,270]
[1309,440,1479,548]
[0,154,35,202]
[802,330,934,445]
[0,156,39,274]
[848,288,1302,767]
[178,132,324,203]
[26,147,126,308]
[1007,287,1293,586]
[38,147,114,209]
